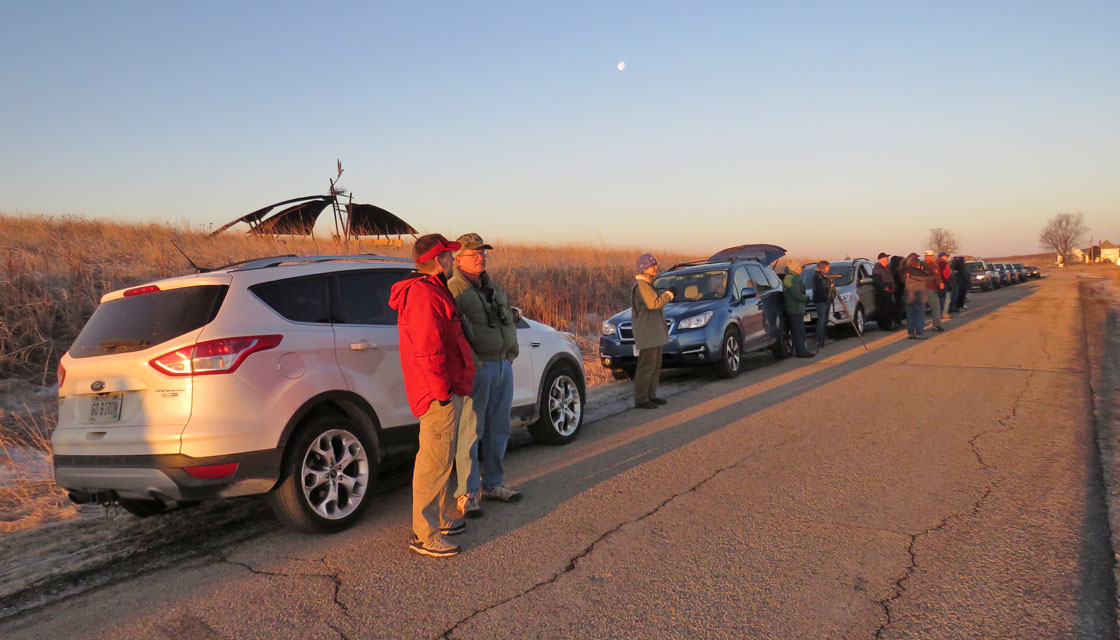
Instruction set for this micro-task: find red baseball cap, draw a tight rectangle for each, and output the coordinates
[413,234,461,263]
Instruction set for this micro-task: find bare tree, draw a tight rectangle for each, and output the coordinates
[1039,213,1089,264]
[926,228,959,254]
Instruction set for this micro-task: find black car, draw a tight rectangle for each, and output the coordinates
[600,244,791,379]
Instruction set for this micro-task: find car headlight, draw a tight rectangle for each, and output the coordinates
[602,322,617,336]
[677,311,713,330]
[974,275,983,280]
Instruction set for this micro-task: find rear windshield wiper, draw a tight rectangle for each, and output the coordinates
[98,339,150,349]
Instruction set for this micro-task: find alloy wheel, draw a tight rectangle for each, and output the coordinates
[547,374,582,437]
[300,429,369,521]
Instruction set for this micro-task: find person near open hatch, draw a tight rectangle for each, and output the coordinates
[782,260,815,358]
[811,260,832,352]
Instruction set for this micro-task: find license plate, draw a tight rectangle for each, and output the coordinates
[632,345,640,357]
[89,393,123,423]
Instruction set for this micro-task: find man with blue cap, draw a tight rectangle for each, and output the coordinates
[631,253,674,409]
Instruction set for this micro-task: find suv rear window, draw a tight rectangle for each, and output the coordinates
[69,285,228,358]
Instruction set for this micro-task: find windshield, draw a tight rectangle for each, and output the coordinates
[965,261,985,270]
[801,265,855,287]
[654,269,728,301]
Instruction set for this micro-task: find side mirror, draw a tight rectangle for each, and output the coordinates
[859,277,873,285]
[740,287,757,299]
[510,306,524,323]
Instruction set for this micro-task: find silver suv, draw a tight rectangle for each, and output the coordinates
[53,255,585,533]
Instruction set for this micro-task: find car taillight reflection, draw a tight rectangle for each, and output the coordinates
[150,335,283,377]
[58,362,67,386]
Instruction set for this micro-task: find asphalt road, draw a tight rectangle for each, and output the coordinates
[2,273,1115,639]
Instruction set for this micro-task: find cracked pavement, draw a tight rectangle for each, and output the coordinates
[2,271,1116,639]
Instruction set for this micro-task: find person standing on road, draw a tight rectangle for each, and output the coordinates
[901,253,931,339]
[447,233,522,517]
[388,234,475,558]
[889,255,906,326]
[631,253,675,409]
[872,252,897,330]
[811,260,832,352]
[782,260,815,358]
[922,250,946,332]
[948,255,969,313]
[935,251,953,320]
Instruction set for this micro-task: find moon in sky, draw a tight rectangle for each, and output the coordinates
[617,61,626,71]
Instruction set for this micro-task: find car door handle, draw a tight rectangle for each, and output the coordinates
[350,340,378,351]
[531,342,542,348]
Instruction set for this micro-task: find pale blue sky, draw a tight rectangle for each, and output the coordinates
[2,1,1117,257]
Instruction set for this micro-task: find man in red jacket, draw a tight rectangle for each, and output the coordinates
[388,234,476,557]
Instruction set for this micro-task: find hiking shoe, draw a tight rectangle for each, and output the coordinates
[482,484,522,503]
[409,535,460,558]
[649,397,667,405]
[440,521,466,536]
[931,326,945,332]
[457,492,483,519]
[636,401,658,409]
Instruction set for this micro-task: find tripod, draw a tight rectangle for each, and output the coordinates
[823,276,870,352]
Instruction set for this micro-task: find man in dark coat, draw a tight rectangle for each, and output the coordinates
[872,252,897,330]
[811,260,832,352]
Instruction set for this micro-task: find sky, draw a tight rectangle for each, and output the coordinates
[1,1,1118,258]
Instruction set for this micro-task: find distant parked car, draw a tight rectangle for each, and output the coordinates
[1009,263,1026,283]
[53,254,586,533]
[599,244,792,380]
[992,263,1012,287]
[800,258,884,334]
[965,261,994,291]
[1025,265,1041,278]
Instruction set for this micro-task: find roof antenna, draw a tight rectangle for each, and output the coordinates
[169,236,211,273]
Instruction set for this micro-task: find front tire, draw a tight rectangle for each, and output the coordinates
[267,413,378,534]
[714,327,743,378]
[847,305,865,337]
[528,365,585,445]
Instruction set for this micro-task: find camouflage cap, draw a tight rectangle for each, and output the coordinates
[455,233,494,255]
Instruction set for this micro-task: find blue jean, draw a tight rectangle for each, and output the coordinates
[787,310,810,355]
[455,359,514,497]
[906,303,924,336]
[814,302,830,348]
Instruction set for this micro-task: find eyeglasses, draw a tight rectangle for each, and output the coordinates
[461,251,489,259]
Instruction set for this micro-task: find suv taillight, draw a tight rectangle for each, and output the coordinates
[150,335,283,377]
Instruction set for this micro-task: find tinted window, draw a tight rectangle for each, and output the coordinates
[332,270,414,325]
[70,285,228,358]
[250,276,330,323]
[802,265,855,287]
[745,264,770,291]
[965,261,984,270]
[764,268,782,290]
[655,269,728,302]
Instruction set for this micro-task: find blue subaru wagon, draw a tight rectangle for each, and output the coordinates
[599,244,792,379]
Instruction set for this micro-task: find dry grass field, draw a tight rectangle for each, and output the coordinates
[0,213,698,530]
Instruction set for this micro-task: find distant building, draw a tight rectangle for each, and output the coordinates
[1101,240,1119,265]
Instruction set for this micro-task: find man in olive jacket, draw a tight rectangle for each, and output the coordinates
[447,233,522,518]
[632,253,675,409]
[782,260,815,358]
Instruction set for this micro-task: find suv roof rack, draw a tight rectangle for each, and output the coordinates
[667,257,741,271]
[226,254,414,272]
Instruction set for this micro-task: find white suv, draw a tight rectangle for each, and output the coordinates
[53,255,585,533]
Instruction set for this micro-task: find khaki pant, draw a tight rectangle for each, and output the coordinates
[633,346,662,404]
[413,396,462,545]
